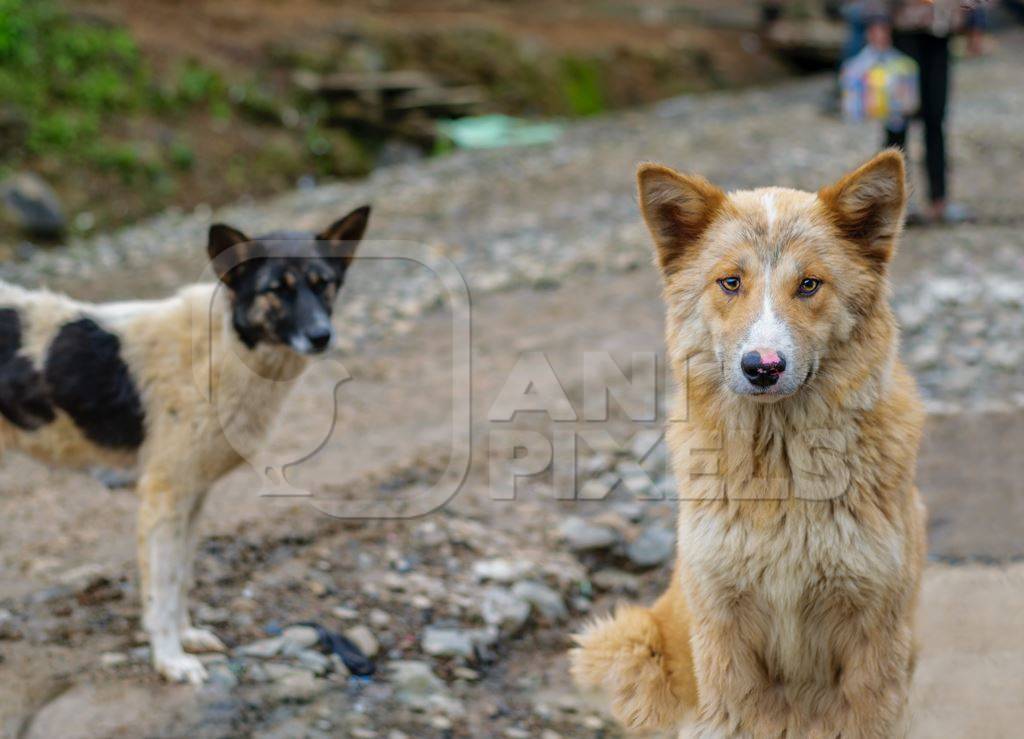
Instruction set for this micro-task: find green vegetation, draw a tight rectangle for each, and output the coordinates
[0,0,374,240]
[0,0,146,157]
[558,57,606,117]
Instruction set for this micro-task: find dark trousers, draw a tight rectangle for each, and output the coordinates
[884,32,950,203]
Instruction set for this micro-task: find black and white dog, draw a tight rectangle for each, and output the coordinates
[0,205,369,682]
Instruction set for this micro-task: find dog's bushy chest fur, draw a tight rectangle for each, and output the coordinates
[674,400,912,683]
[681,496,905,681]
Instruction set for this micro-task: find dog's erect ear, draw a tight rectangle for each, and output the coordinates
[818,149,906,265]
[317,205,371,275]
[637,164,726,277]
[208,224,254,286]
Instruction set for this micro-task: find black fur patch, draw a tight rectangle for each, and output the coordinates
[44,318,145,449]
[0,308,55,430]
[0,308,20,364]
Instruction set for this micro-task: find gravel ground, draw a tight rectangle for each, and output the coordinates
[1,31,1022,739]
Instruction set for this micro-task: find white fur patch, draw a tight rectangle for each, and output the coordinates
[745,268,792,354]
[761,191,777,231]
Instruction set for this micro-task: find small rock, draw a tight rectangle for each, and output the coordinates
[578,473,619,500]
[611,500,647,522]
[452,666,480,681]
[511,580,568,622]
[237,636,284,658]
[591,568,642,593]
[270,667,323,703]
[344,624,379,658]
[328,653,352,678]
[626,525,675,568]
[206,662,240,690]
[390,660,446,705]
[196,604,231,626]
[559,516,620,552]
[331,606,359,620]
[295,649,331,676]
[245,662,272,683]
[472,558,534,583]
[281,625,321,651]
[369,609,391,627]
[429,715,454,731]
[479,587,531,633]
[100,651,129,668]
[422,627,475,659]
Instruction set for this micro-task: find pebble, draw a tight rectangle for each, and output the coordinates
[369,609,392,627]
[591,568,642,593]
[269,667,323,703]
[511,580,568,622]
[207,662,240,690]
[626,524,676,568]
[238,636,284,658]
[344,624,380,658]
[390,660,454,714]
[479,586,531,633]
[294,649,331,676]
[99,651,129,668]
[472,558,534,583]
[281,625,321,650]
[558,516,620,552]
[421,627,476,659]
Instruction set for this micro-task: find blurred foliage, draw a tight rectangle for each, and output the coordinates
[0,0,147,157]
[0,0,373,239]
[559,57,606,117]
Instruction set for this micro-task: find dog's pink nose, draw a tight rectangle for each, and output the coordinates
[741,348,787,387]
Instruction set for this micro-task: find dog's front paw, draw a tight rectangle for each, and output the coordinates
[155,653,208,685]
[181,627,227,654]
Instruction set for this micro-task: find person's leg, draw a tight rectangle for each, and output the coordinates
[921,35,950,210]
[884,33,915,189]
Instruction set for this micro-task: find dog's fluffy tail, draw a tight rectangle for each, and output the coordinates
[570,575,697,732]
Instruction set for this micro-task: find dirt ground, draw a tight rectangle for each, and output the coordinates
[2,264,1023,738]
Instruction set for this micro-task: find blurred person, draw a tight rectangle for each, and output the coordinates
[881,0,987,224]
[823,2,873,115]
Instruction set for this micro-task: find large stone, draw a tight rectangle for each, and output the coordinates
[0,172,65,237]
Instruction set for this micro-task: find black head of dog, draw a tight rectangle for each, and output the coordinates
[207,205,370,355]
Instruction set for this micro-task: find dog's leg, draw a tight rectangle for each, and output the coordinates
[177,490,226,654]
[833,622,914,738]
[137,477,208,684]
[689,607,788,738]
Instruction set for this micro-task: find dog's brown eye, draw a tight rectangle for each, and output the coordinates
[798,278,822,296]
[718,277,741,294]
